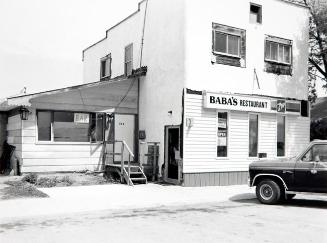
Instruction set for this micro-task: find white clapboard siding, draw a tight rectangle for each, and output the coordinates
[6,114,22,162]
[259,114,277,158]
[286,116,310,157]
[184,93,252,173]
[183,92,310,173]
[22,164,102,173]
[22,158,102,166]
[19,108,104,171]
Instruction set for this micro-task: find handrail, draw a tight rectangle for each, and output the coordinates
[115,140,134,185]
[115,140,134,158]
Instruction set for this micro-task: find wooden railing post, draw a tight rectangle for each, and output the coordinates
[121,142,124,183]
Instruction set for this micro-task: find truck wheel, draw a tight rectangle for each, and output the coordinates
[256,179,281,205]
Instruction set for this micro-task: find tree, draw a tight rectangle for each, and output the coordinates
[291,0,327,103]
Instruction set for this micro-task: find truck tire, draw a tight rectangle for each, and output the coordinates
[256,179,281,205]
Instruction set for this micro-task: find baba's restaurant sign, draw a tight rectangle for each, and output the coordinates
[204,92,272,113]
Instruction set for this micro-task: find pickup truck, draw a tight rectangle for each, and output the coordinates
[249,140,327,204]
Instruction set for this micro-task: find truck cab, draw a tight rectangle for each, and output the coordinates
[249,140,327,204]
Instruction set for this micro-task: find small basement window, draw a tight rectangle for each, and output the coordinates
[250,3,262,24]
[37,110,104,143]
[100,54,111,80]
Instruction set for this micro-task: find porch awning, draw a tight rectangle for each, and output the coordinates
[6,76,139,114]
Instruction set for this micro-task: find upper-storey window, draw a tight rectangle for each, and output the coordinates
[100,54,111,80]
[125,43,133,76]
[264,36,292,75]
[213,32,240,57]
[265,41,291,64]
[212,23,246,68]
[250,3,262,24]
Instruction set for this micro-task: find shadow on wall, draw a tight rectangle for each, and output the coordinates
[274,23,308,101]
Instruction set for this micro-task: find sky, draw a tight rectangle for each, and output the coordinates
[0,0,140,99]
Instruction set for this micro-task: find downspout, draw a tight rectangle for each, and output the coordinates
[137,0,149,163]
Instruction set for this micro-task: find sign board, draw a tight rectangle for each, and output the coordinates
[276,100,286,113]
[217,132,227,146]
[74,113,89,124]
[218,118,227,129]
[204,92,271,113]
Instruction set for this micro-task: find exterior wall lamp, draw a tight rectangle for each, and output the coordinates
[19,106,30,120]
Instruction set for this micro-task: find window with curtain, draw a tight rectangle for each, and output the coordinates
[249,114,259,157]
[265,41,291,64]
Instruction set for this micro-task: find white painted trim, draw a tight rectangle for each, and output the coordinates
[252,173,288,190]
[276,114,287,158]
[216,110,230,159]
[248,112,260,158]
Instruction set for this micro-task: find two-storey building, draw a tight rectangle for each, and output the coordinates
[0,0,310,186]
[82,0,310,186]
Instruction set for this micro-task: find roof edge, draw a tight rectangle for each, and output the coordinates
[82,0,146,59]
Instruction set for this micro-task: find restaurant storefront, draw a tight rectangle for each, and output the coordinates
[181,89,310,186]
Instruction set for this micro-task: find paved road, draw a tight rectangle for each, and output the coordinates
[1,193,326,243]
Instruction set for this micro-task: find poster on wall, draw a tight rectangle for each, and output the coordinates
[217,131,227,146]
[218,118,227,129]
[74,113,89,124]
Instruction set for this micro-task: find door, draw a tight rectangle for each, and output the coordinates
[114,114,135,162]
[294,144,327,193]
[165,126,180,181]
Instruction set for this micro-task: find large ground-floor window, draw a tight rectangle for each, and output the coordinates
[37,110,104,142]
[277,116,286,157]
[249,114,259,157]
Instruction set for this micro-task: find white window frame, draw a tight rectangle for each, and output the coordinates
[248,113,260,158]
[213,30,241,58]
[35,110,103,145]
[100,54,111,79]
[216,110,230,159]
[250,3,262,24]
[265,41,292,65]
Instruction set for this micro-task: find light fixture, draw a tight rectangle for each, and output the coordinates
[19,106,30,120]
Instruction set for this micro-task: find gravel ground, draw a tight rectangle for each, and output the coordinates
[0,196,326,243]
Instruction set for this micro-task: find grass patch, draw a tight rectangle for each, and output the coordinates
[1,180,48,200]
